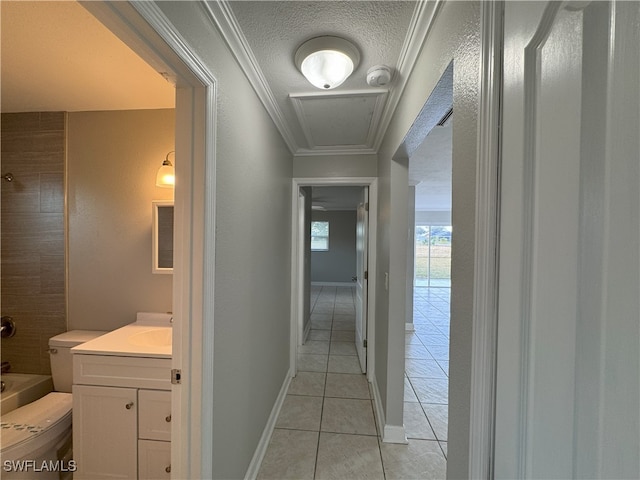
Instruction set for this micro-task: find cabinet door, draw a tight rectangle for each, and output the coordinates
[138,440,171,480]
[73,385,137,479]
[138,389,171,441]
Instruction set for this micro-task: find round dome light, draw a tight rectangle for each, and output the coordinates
[295,36,360,90]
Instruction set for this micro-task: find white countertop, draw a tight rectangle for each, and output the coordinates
[71,318,172,359]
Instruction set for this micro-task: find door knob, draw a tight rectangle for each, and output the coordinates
[125,402,134,410]
[165,465,171,473]
[352,276,357,282]
[165,414,172,423]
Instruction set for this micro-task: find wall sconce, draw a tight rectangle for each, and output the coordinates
[295,36,360,90]
[156,151,175,188]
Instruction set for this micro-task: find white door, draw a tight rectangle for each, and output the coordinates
[355,187,369,372]
[495,1,639,478]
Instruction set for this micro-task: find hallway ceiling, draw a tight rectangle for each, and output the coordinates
[1,0,450,213]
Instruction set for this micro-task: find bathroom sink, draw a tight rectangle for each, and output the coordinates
[127,328,172,347]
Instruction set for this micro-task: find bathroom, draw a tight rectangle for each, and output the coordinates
[0,106,176,471]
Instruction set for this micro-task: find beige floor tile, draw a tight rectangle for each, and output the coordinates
[423,403,448,440]
[333,304,355,315]
[329,341,357,356]
[299,340,330,355]
[439,441,447,458]
[257,429,318,480]
[332,319,355,331]
[327,355,362,374]
[405,344,433,359]
[297,353,328,372]
[380,439,447,480]
[404,377,419,402]
[404,402,436,440]
[321,397,376,435]
[315,432,384,480]
[308,329,331,341]
[409,377,448,404]
[331,330,355,342]
[405,358,448,379]
[324,373,370,399]
[288,372,326,396]
[276,395,323,431]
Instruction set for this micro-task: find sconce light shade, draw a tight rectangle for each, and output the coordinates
[295,36,360,90]
[156,151,175,188]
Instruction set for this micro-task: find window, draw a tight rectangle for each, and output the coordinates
[311,221,329,251]
[415,225,452,287]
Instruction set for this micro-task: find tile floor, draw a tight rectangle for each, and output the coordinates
[257,285,450,480]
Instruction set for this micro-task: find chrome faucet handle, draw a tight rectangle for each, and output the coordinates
[1,317,16,338]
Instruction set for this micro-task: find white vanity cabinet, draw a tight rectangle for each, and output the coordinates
[72,353,172,480]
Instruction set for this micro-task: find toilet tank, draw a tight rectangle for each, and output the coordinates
[49,330,107,392]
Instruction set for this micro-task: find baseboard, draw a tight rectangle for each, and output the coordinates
[303,320,312,343]
[405,322,415,332]
[244,369,292,480]
[383,424,408,444]
[371,376,386,440]
[311,281,355,287]
[371,376,408,445]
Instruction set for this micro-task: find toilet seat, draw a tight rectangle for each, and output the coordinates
[0,392,72,459]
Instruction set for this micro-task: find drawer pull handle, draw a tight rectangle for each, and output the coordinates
[165,465,171,473]
[165,414,172,423]
[125,402,134,410]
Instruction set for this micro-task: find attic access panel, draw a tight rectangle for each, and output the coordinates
[291,91,387,151]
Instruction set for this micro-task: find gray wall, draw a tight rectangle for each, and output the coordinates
[156,3,294,479]
[311,210,357,284]
[67,109,174,331]
[375,2,480,477]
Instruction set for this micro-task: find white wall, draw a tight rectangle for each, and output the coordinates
[375,2,480,477]
[67,109,174,331]
[155,4,293,479]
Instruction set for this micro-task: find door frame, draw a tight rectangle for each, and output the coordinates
[291,177,378,382]
[82,2,216,478]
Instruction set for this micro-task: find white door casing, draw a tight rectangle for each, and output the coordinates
[355,187,369,372]
[495,1,639,478]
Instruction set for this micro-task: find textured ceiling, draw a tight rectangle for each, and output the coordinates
[228,1,417,154]
[0,1,174,113]
[409,123,452,212]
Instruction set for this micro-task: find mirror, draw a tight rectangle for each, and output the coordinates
[152,201,174,274]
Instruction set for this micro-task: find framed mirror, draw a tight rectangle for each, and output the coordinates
[152,201,174,274]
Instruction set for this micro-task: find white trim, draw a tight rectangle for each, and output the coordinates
[244,371,293,480]
[200,0,297,153]
[83,3,217,478]
[291,177,378,383]
[370,376,407,444]
[405,322,416,332]
[468,1,503,478]
[371,376,386,439]
[372,0,444,152]
[383,425,409,445]
[311,281,355,287]
[200,0,442,157]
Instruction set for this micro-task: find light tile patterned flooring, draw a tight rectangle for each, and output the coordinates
[257,286,450,480]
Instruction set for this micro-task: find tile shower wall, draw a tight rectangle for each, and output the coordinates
[1,112,66,374]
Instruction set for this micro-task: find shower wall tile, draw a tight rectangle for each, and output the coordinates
[1,112,66,375]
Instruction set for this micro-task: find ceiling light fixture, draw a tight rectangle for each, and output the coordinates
[295,36,360,90]
[156,151,175,188]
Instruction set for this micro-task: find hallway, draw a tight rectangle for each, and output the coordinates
[257,286,448,479]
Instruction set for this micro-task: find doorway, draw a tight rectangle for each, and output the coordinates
[291,178,378,382]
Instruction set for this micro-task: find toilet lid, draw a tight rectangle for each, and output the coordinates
[0,392,71,451]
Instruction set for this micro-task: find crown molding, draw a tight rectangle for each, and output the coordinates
[200,0,298,153]
[201,0,442,158]
[373,0,444,151]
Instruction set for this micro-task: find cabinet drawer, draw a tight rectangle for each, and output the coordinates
[138,389,172,441]
[138,440,171,480]
[73,354,171,389]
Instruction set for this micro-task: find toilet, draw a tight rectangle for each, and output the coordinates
[0,330,105,479]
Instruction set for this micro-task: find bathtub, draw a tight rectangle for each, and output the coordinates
[0,373,53,415]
